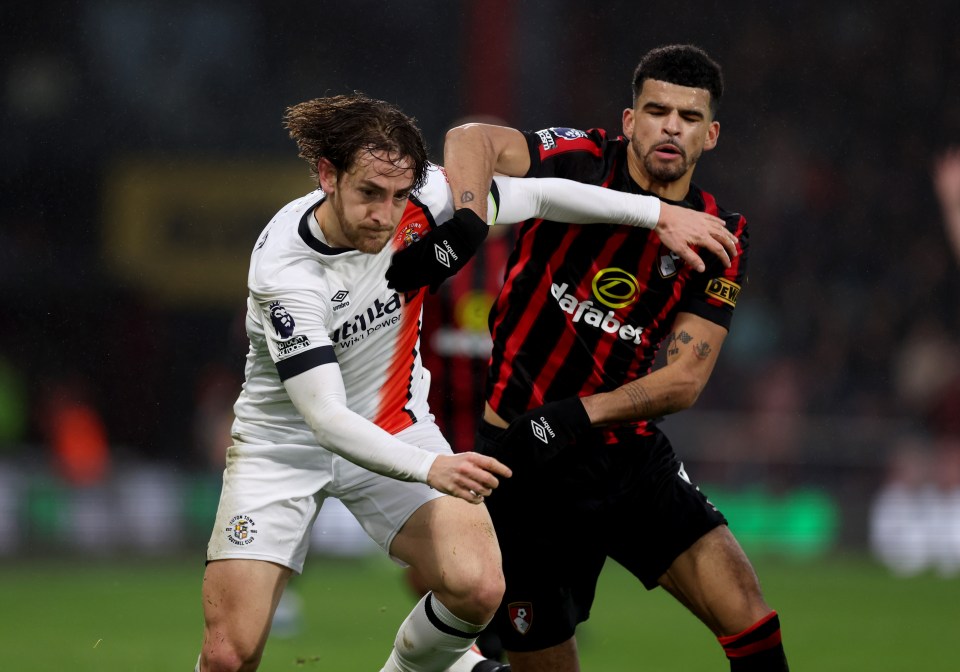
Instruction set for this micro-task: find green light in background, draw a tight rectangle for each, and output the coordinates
[704,487,840,558]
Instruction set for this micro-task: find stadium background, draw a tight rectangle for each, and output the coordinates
[1,1,958,669]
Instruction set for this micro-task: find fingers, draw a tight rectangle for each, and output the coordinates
[674,246,707,273]
[702,233,733,269]
[712,219,739,261]
[658,206,738,272]
[429,453,512,505]
[468,452,513,479]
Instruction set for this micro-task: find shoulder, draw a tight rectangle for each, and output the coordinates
[249,190,331,293]
[526,127,618,159]
[410,164,454,221]
[691,183,747,231]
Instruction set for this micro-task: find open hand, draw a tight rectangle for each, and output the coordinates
[427,452,512,504]
[656,202,739,272]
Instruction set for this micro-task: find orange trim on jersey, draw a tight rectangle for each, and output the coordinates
[374,289,424,434]
[376,198,433,434]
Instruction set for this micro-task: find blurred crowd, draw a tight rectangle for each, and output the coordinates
[1,1,959,560]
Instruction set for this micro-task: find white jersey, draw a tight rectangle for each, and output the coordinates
[232,165,457,447]
[230,163,664,463]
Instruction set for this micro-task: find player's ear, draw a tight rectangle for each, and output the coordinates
[704,120,720,152]
[622,107,635,137]
[317,158,338,192]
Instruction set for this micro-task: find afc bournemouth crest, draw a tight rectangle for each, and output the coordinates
[508,602,533,635]
[226,514,258,546]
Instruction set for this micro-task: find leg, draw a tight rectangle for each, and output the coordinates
[390,495,504,623]
[199,559,292,672]
[380,496,504,671]
[404,565,505,662]
[657,525,770,636]
[658,526,788,670]
[473,420,605,672]
[505,638,579,672]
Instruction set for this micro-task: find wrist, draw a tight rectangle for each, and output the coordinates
[450,207,490,247]
[580,394,603,426]
[550,397,591,434]
[414,450,438,484]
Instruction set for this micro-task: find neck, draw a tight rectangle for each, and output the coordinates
[315,201,348,248]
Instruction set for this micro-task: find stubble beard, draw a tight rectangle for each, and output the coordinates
[330,194,391,254]
[638,142,701,184]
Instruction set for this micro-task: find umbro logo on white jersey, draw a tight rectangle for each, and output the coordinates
[331,290,350,311]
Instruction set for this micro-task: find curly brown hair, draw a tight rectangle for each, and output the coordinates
[283,93,429,191]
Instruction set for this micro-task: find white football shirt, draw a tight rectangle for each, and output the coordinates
[231,165,460,448]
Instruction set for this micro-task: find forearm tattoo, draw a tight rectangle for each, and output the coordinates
[459,190,475,205]
[624,383,655,417]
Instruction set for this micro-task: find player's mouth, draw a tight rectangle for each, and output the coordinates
[652,143,684,160]
[363,224,394,235]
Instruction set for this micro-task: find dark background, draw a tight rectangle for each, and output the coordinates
[1,0,959,556]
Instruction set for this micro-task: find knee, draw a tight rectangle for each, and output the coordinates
[473,571,506,617]
[201,638,263,672]
[444,566,505,623]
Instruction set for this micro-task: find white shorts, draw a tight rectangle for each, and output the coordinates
[206,419,448,573]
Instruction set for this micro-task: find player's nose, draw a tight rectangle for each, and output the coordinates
[370,199,393,225]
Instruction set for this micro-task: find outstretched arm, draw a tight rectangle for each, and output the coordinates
[445,122,737,270]
[933,147,960,264]
[494,176,737,271]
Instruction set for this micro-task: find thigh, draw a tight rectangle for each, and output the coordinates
[207,447,331,573]
[607,434,727,589]
[201,559,292,664]
[332,420,448,558]
[388,494,501,588]
[478,423,606,653]
[657,525,772,636]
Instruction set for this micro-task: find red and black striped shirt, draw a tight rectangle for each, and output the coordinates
[485,127,749,438]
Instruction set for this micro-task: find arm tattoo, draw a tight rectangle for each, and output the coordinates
[459,190,476,204]
[694,341,713,360]
[624,383,655,417]
[666,330,693,357]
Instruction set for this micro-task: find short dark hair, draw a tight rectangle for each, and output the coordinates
[632,45,724,117]
[284,93,429,191]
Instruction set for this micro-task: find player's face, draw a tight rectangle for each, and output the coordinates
[319,152,414,254]
[622,79,719,192]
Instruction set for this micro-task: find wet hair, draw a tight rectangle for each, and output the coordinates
[284,93,429,190]
[632,45,724,117]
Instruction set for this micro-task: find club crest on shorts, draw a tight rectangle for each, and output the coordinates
[508,601,533,635]
[226,514,258,546]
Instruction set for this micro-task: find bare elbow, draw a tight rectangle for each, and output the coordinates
[446,123,491,148]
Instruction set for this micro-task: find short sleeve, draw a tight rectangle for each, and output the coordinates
[522,127,612,182]
[252,287,338,381]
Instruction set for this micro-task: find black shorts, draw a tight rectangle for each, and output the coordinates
[476,420,727,653]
